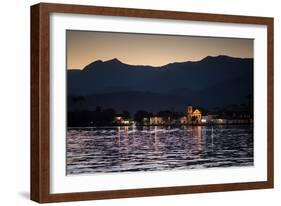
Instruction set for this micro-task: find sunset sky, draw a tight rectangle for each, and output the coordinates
[66,30,253,70]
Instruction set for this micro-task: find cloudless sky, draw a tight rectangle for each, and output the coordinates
[67,30,253,69]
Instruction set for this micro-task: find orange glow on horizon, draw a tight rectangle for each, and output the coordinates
[67,30,253,70]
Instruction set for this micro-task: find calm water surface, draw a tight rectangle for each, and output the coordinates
[66,125,253,175]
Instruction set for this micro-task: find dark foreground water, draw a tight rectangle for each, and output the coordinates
[66,125,253,175]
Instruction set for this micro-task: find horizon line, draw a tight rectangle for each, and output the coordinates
[67,54,253,70]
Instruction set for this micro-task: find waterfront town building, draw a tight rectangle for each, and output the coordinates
[114,105,252,126]
[187,105,202,124]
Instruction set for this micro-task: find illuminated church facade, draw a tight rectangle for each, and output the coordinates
[187,105,202,124]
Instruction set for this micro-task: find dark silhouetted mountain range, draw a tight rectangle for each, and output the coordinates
[68,55,253,113]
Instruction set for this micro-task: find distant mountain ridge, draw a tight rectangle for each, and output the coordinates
[68,55,253,113]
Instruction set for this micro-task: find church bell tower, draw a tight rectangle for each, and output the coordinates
[187,105,193,124]
[187,105,193,115]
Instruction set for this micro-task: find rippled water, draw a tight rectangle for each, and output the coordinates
[66,125,253,175]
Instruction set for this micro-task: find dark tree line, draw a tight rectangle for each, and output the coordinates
[67,99,253,127]
[68,107,187,127]
[68,106,116,127]
[68,106,133,127]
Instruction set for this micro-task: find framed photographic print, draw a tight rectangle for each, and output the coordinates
[31,3,274,203]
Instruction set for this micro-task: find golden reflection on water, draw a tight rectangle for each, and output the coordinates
[153,126,159,152]
[192,126,202,158]
[117,125,204,156]
[124,126,129,154]
[183,125,187,136]
[117,126,120,147]
[132,125,136,145]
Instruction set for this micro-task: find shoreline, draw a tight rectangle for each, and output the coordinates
[68,123,253,128]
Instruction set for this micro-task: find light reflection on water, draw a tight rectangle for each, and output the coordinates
[66,125,253,175]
